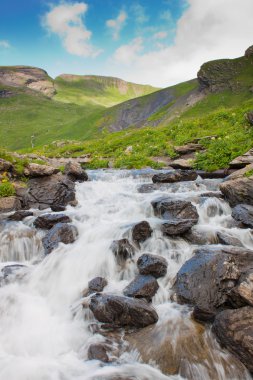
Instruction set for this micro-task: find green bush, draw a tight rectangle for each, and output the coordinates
[0,182,16,197]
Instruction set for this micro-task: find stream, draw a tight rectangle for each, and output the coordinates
[0,170,252,380]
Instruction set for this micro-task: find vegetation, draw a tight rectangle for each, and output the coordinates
[0,182,15,197]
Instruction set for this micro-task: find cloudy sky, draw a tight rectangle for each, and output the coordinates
[0,0,253,87]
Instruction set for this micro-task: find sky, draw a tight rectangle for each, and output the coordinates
[0,0,253,87]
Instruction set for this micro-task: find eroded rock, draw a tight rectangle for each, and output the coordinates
[162,219,197,236]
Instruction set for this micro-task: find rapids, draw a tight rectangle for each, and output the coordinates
[0,170,252,380]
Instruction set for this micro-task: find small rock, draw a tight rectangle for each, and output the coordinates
[170,159,193,170]
[192,306,216,323]
[125,146,133,154]
[229,148,253,169]
[123,274,159,302]
[137,253,168,278]
[0,196,21,213]
[24,163,59,177]
[111,239,135,265]
[174,143,203,155]
[64,161,88,182]
[34,213,71,229]
[88,277,108,293]
[216,231,243,247]
[152,198,199,221]
[89,293,158,328]
[8,210,33,221]
[87,343,109,362]
[0,158,13,172]
[51,205,66,212]
[132,221,152,244]
[231,204,253,228]
[162,219,196,236]
[42,222,78,254]
[152,170,198,183]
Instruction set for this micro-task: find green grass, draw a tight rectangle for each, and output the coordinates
[0,182,15,197]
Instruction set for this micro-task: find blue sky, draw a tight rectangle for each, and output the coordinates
[0,0,253,87]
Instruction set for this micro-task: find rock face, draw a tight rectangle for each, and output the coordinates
[173,245,253,315]
[89,293,158,328]
[42,222,78,254]
[24,163,59,177]
[132,221,152,244]
[8,210,33,221]
[34,213,71,229]
[0,196,21,213]
[64,161,88,182]
[152,170,198,183]
[137,253,168,278]
[229,148,253,169]
[23,173,76,210]
[212,306,253,373]
[220,177,253,207]
[123,274,159,302]
[231,204,253,228]
[88,277,108,293]
[162,219,197,236]
[111,239,135,265]
[152,198,198,221]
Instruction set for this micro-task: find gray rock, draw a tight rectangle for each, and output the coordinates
[229,148,253,169]
[0,196,21,213]
[0,158,13,172]
[8,210,33,221]
[174,143,203,155]
[162,219,196,236]
[123,274,159,302]
[89,293,158,328]
[169,159,193,170]
[64,161,88,182]
[220,177,253,206]
[24,163,59,177]
[152,198,199,221]
[88,277,108,293]
[137,253,168,278]
[152,170,198,183]
[231,204,253,228]
[42,222,78,254]
[216,231,243,247]
[34,213,71,229]
[87,343,109,362]
[132,221,152,244]
[111,239,135,265]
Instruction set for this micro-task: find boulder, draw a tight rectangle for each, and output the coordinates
[0,196,21,213]
[152,198,199,221]
[220,177,253,206]
[216,231,243,247]
[34,213,71,229]
[89,293,158,328]
[88,277,108,293]
[169,159,193,170]
[8,210,33,221]
[174,143,203,155]
[0,158,13,172]
[152,170,198,183]
[64,161,88,182]
[137,253,168,278]
[162,219,197,236]
[123,274,159,302]
[229,148,253,169]
[111,239,135,265]
[132,221,152,244]
[232,271,253,307]
[23,173,76,210]
[87,343,109,362]
[42,222,78,254]
[246,111,253,126]
[173,245,253,316]
[212,306,253,373]
[192,306,216,323]
[231,204,253,228]
[24,163,59,177]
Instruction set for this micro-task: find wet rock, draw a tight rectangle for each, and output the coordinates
[173,245,253,316]
[123,274,159,302]
[132,221,152,244]
[88,277,108,293]
[212,306,253,373]
[0,196,21,213]
[137,253,168,278]
[192,306,216,323]
[162,219,196,236]
[152,170,198,183]
[220,177,253,206]
[64,161,88,182]
[229,148,253,169]
[199,191,224,199]
[42,222,78,254]
[8,210,33,221]
[184,228,217,245]
[232,271,253,306]
[216,231,243,247]
[23,173,76,210]
[1,264,26,279]
[174,143,203,155]
[197,169,234,179]
[246,111,253,126]
[50,204,66,212]
[231,204,253,228]
[0,158,13,172]
[111,239,135,265]
[89,293,158,328]
[87,343,109,362]
[34,213,71,229]
[152,198,199,221]
[24,163,59,177]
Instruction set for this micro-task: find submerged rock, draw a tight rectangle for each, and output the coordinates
[34,213,71,229]
[132,221,152,244]
[137,253,168,278]
[8,210,33,221]
[87,343,109,362]
[88,277,108,293]
[64,161,88,182]
[123,274,159,302]
[212,306,253,373]
[89,293,158,328]
[42,222,78,254]
[111,239,135,265]
[152,170,198,183]
[162,219,197,236]
[231,204,253,228]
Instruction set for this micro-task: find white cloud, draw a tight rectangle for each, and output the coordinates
[131,3,149,24]
[110,0,253,87]
[0,40,10,48]
[154,31,168,40]
[106,10,127,40]
[43,2,102,58]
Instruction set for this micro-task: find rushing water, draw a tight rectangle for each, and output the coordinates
[0,170,252,380]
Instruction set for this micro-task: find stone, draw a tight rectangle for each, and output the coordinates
[0,158,13,172]
[88,277,108,293]
[174,143,203,155]
[132,221,152,244]
[162,219,197,236]
[192,306,216,323]
[34,213,71,229]
[64,161,88,182]
[245,45,253,57]
[152,198,199,221]
[24,163,59,177]
[23,173,76,210]
[212,306,253,373]
[232,271,253,307]
[216,231,243,247]
[184,228,217,245]
[231,204,253,228]
[152,170,198,183]
[246,111,253,126]
[169,159,193,170]
[137,253,168,278]
[111,239,135,265]
[87,343,109,362]
[50,205,66,212]
[173,245,253,316]
[123,274,159,302]
[220,177,253,206]
[0,196,21,213]
[229,148,253,169]
[8,210,33,221]
[42,222,78,254]
[1,264,26,279]
[89,293,158,328]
